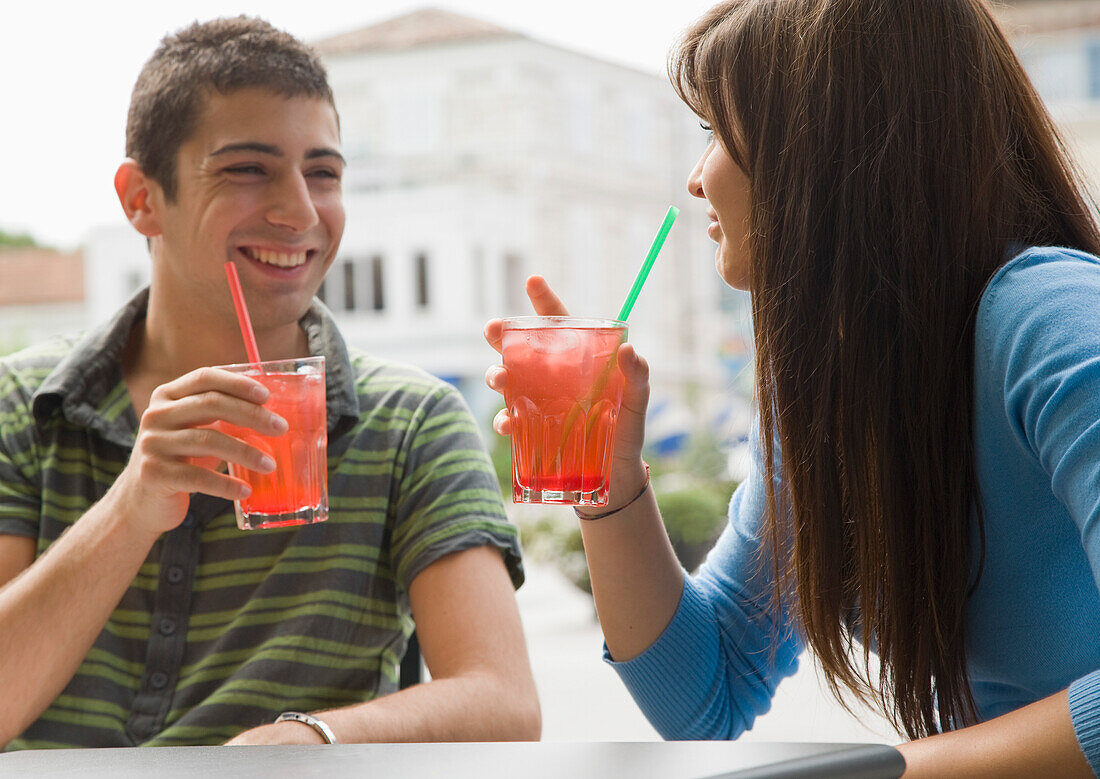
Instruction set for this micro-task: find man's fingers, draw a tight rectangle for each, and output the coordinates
[144,427,276,473]
[525,276,569,316]
[143,391,287,436]
[157,366,269,404]
[173,461,254,501]
[129,452,251,501]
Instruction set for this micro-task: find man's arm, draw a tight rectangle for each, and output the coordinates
[0,497,164,746]
[226,544,541,744]
[0,536,34,588]
[0,367,283,747]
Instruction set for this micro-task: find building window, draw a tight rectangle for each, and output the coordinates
[343,260,356,311]
[415,253,430,309]
[371,255,385,311]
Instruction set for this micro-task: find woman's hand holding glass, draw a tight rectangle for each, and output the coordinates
[483,275,652,513]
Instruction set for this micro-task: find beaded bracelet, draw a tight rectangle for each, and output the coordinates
[574,463,651,521]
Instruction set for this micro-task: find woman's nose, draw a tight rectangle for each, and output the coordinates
[686,144,711,199]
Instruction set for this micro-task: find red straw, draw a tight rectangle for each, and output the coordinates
[223,261,263,365]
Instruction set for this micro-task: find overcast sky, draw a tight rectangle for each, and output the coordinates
[1,0,719,249]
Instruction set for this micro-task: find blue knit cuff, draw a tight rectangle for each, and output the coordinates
[602,574,731,739]
[1068,669,1100,776]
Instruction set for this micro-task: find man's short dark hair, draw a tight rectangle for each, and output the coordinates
[126,16,335,201]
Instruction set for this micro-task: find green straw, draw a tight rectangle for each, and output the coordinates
[617,205,679,322]
[552,205,681,466]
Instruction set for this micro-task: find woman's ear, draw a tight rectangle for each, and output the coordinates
[113,159,162,237]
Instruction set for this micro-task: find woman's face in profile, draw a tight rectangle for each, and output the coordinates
[688,137,751,290]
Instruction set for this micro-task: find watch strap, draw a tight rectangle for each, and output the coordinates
[274,711,337,744]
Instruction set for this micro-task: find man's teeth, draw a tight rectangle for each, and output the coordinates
[245,248,308,267]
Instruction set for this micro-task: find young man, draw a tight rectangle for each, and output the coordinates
[0,18,539,748]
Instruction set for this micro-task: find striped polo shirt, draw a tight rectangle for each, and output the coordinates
[0,289,522,749]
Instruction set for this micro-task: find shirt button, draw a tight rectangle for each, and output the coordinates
[159,618,177,636]
[166,566,184,584]
[149,671,168,690]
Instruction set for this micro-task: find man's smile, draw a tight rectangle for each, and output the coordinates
[238,245,318,269]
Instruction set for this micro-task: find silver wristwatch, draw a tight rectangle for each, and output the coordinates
[274,711,337,744]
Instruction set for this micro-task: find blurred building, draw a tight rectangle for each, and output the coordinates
[78,4,1100,455]
[996,0,1100,194]
[314,8,740,433]
[0,247,86,355]
[84,7,746,445]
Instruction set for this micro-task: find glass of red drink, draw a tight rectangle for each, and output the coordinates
[501,317,628,506]
[213,356,328,530]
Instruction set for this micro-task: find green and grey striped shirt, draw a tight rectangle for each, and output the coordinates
[0,289,522,749]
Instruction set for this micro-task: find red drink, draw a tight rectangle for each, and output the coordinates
[502,317,627,506]
[214,357,328,529]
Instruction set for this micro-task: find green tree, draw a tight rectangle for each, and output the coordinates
[0,228,39,249]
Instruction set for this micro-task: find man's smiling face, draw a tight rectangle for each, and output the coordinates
[151,86,345,333]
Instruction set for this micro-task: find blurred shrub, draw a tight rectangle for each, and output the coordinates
[655,486,730,572]
[518,478,734,595]
[519,513,591,593]
[490,436,512,498]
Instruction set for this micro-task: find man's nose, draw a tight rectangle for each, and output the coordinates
[266,171,320,232]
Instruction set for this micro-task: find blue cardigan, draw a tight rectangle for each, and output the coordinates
[608,246,1100,772]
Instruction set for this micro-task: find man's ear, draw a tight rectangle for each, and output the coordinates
[114,159,163,237]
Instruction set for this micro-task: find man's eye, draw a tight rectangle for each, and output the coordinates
[225,165,264,175]
[308,169,340,179]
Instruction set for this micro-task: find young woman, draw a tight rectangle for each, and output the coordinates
[486,0,1100,774]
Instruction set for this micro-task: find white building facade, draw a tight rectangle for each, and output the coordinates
[1000,1,1100,199]
[78,5,1100,449]
[314,10,744,435]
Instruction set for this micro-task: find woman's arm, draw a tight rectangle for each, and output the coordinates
[576,470,684,662]
[485,276,802,739]
[899,689,1091,777]
[485,276,682,659]
[968,247,1100,774]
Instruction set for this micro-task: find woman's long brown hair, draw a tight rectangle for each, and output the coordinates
[671,0,1100,739]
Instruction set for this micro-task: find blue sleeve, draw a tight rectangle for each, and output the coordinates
[980,246,1100,773]
[604,426,802,740]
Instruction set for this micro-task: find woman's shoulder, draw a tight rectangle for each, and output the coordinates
[979,245,1100,326]
[983,245,1100,304]
[976,244,1100,371]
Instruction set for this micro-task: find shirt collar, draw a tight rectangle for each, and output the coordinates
[33,287,360,447]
